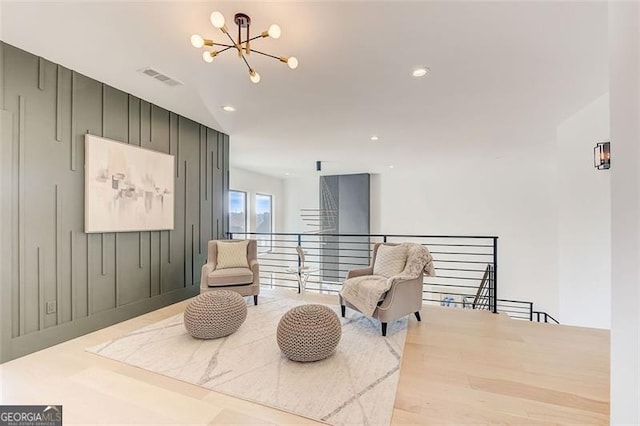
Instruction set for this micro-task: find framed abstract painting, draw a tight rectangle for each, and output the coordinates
[84,134,174,233]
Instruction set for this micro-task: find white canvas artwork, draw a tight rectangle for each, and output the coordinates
[85,134,174,233]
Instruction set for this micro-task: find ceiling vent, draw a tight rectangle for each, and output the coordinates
[138,67,183,87]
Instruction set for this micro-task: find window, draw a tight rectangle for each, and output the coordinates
[255,193,273,251]
[228,190,247,235]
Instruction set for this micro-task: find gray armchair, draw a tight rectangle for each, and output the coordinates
[339,243,428,336]
[200,239,260,305]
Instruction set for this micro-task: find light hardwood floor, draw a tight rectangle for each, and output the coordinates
[0,289,609,425]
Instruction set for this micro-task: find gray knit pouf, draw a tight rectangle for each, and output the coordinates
[277,304,342,362]
[184,290,247,339]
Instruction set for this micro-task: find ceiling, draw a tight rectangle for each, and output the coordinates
[1,1,608,177]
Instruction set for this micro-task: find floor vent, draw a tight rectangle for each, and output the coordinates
[138,67,183,87]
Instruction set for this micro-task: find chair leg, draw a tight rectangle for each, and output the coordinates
[414,311,421,322]
[381,322,387,336]
[341,305,346,317]
[253,295,258,306]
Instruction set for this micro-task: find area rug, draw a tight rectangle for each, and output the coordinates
[87,296,408,425]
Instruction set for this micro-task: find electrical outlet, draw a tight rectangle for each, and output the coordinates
[46,301,57,314]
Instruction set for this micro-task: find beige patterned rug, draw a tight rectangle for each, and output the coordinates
[87,296,408,425]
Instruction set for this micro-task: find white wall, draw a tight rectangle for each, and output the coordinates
[230,167,285,233]
[556,94,611,329]
[282,161,559,313]
[370,161,559,314]
[609,2,640,423]
[283,175,319,233]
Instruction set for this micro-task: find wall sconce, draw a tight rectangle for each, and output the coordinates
[594,141,610,170]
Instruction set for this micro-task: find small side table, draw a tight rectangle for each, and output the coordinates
[284,266,319,294]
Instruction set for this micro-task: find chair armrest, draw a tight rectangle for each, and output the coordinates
[200,263,215,290]
[377,275,424,312]
[388,272,423,284]
[346,266,374,279]
[249,259,260,285]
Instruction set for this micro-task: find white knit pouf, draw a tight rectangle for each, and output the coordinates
[184,290,247,339]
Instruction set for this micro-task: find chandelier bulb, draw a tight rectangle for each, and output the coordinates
[287,56,299,70]
[210,11,225,29]
[202,51,216,63]
[249,69,261,84]
[268,24,281,39]
[191,34,205,48]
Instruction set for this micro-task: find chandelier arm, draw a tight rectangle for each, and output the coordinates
[223,30,244,56]
[240,53,253,72]
[217,46,235,54]
[212,42,234,48]
[245,34,263,43]
[250,49,282,61]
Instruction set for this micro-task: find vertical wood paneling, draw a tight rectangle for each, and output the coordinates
[138,232,143,268]
[101,234,106,275]
[55,185,62,325]
[183,160,187,288]
[205,130,209,201]
[114,236,119,307]
[71,72,77,171]
[101,84,105,137]
[86,234,91,316]
[18,96,26,336]
[211,151,218,240]
[177,118,180,178]
[149,233,152,297]
[37,247,43,331]
[137,99,144,285]
[55,66,62,141]
[2,42,230,361]
[127,95,131,143]
[38,58,45,90]
[224,135,230,237]
[169,113,174,161]
[70,231,75,321]
[191,224,195,286]
[1,109,17,341]
[150,231,161,297]
[217,133,221,169]
[149,102,153,144]
[138,100,142,146]
[159,232,163,294]
[198,126,203,254]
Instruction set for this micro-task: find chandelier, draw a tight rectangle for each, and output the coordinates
[190,11,298,84]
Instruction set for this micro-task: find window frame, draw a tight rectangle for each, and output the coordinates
[228,189,248,236]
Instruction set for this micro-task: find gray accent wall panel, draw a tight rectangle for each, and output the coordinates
[320,174,370,281]
[0,42,230,362]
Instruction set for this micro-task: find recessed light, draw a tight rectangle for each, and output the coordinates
[412,67,430,78]
[389,165,395,169]
[284,172,290,176]
[370,135,379,141]
[221,105,236,112]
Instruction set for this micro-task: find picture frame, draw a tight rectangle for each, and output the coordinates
[84,134,175,233]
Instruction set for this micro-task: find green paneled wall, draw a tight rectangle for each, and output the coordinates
[0,42,230,362]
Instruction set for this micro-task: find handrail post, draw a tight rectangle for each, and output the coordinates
[492,237,498,314]
[529,302,533,321]
[297,233,302,269]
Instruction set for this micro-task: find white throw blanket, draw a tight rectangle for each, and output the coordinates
[340,243,436,316]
